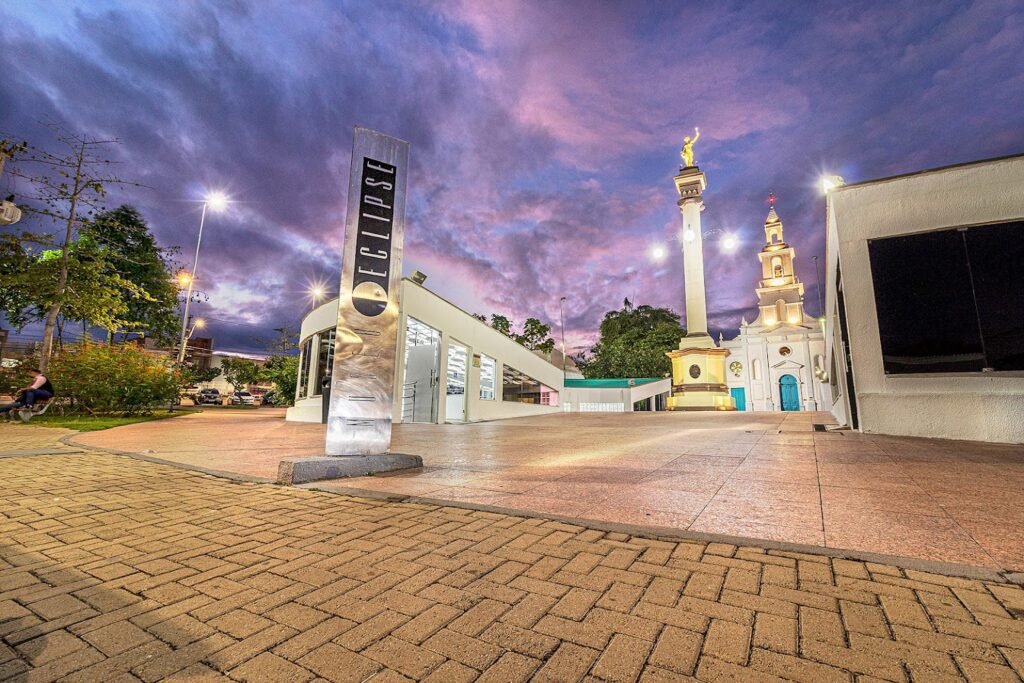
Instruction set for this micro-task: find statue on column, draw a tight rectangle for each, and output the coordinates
[681,127,700,168]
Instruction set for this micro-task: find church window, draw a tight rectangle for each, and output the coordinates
[771,256,783,277]
[779,346,792,357]
[752,358,762,380]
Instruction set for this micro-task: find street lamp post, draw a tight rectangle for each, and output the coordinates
[558,296,567,385]
[177,193,227,364]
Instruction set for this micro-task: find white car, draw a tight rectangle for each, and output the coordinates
[230,391,255,405]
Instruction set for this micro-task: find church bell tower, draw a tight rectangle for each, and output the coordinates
[753,194,812,328]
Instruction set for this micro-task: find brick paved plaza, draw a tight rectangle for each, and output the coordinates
[3,424,1024,682]
[75,411,1024,571]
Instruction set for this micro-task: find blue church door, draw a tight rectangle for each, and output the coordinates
[730,388,746,411]
[779,374,800,411]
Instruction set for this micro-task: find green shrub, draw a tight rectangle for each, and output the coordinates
[260,354,299,406]
[0,356,39,398]
[48,343,185,415]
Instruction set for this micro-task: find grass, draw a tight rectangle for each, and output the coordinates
[23,410,196,432]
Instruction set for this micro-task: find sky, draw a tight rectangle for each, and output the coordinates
[1,0,1022,355]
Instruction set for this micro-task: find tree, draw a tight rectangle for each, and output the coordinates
[253,326,299,354]
[471,313,488,323]
[516,317,555,353]
[489,314,513,336]
[84,206,181,343]
[0,234,146,339]
[181,365,222,386]
[260,355,299,405]
[580,300,685,379]
[219,358,262,391]
[4,124,137,371]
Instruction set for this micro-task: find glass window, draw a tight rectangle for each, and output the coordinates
[868,220,1024,373]
[298,337,313,399]
[479,355,496,400]
[502,365,542,403]
[313,329,335,396]
[964,221,1024,371]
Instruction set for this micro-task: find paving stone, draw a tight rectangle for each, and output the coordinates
[2,426,1024,683]
[298,642,382,683]
[81,621,153,656]
[362,635,446,679]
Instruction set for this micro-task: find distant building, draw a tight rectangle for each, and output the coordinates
[720,202,830,412]
[195,351,272,397]
[289,279,566,423]
[823,154,1024,443]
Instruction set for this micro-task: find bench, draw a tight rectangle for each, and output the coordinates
[9,398,53,423]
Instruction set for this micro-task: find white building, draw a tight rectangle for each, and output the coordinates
[564,377,671,413]
[288,278,565,423]
[720,201,830,412]
[823,154,1024,443]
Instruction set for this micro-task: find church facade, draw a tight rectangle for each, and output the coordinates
[720,201,831,412]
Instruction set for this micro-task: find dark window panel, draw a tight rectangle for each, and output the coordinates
[964,221,1024,371]
[868,229,984,373]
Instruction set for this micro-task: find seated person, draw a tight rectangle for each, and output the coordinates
[1,369,55,416]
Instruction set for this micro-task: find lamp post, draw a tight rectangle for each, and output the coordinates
[559,296,567,384]
[177,192,227,364]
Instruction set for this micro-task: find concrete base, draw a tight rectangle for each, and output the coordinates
[277,453,423,485]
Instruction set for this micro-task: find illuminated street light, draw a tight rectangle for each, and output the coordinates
[720,234,739,252]
[205,191,229,212]
[177,192,230,363]
[176,272,192,288]
[649,243,667,262]
[820,175,845,193]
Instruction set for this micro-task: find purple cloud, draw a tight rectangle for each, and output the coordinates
[0,0,1021,355]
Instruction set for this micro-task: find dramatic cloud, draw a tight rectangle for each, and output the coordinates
[1,0,1022,354]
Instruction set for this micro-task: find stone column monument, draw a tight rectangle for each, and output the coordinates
[666,129,736,411]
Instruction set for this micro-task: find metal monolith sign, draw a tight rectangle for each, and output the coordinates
[326,127,409,456]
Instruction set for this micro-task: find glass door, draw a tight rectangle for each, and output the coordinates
[445,342,468,422]
[402,317,440,423]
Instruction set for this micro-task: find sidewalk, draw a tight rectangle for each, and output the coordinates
[73,410,1024,571]
[2,424,1024,682]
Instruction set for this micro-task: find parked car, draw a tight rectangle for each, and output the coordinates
[230,391,255,405]
[197,388,221,405]
[259,390,277,406]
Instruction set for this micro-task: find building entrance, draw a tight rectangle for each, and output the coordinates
[730,387,746,411]
[779,374,800,411]
[402,317,440,423]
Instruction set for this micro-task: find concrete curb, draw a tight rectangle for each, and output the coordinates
[277,454,423,485]
[299,485,1016,584]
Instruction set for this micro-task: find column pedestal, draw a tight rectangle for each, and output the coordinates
[666,341,736,411]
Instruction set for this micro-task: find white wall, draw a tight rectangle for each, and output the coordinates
[824,155,1024,443]
[723,331,829,412]
[394,280,563,423]
[287,279,563,423]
